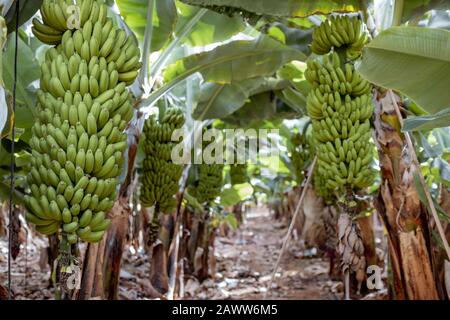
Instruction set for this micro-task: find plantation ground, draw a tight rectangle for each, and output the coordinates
[1,207,344,300]
[190,207,339,300]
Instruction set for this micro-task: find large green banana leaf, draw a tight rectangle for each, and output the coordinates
[116,0,177,52]
[2,34,40,110]
[179,0,362,18]
[144,34,304,106]
[1,33,40,138]
[116,0,244,51]
[177,1,245,47]
[403,107,450,131]
[223,91,296,126]
[402,0,449,24]
[163,34,305,83]
[220,183,253,206]
[193,77,288,120]
[5,0,42,33]
[358,27,450,117]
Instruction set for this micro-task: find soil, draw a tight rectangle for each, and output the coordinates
[0,207,342,300]
[186,207,341,300]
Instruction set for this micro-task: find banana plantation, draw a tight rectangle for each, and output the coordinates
[0,0,449,303]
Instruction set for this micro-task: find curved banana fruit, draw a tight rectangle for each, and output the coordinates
[26,0,141,243]
[140,109,185,213]
[311,15,369,59]
[306,16,375,197]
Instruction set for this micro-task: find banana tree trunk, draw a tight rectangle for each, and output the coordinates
[187,212,201,274]
[102,198,130,300]
[373,90,438,299]
[149,213,174,294]
[78,197,130,300]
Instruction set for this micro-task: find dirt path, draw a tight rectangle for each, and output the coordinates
[190,207,341,300]
[0,207,342,300]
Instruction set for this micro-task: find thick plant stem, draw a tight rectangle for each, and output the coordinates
[137,0,154,89]
[78,198,131,300]
[373,89,439,299]
[78,243,98,299]
[387,90,450,261]
[102,198,130,300]
[392,0,404,27]
[167,221,181,300]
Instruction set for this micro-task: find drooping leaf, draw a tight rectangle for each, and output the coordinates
[269,23,313,55]
[224,213,238,229]
[193,77,289,120]
[267,25,286,44]
[260,154,290,174]
[220,182,253,206]
[436,158,450,184]
[358,27,450,114]
[401,0,450,24]
[276,60,310,114]
[5,0,43,33]
[177,1,245,47]
[413,172,429,207]
[403,107,450,131]
[276,86,307,115]
[418,132,443,158]
[277,60,306,82]
[422,10,450,30]
[164,34,304,84]
[413,172,450,221]
[223,91,276,126]
[277,60,311,94]
[0,181,25,205]
[117,0,177,52]
[2,33,40,110]
[183,190,204,211]
[179,0,363,18]
[144,34,304,107]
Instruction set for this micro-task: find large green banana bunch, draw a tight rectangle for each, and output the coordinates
[190,163,224,205]
[25,0,140,243]
[230,163,248,185]
[140,108,185,213]
[313,169,333,202]
[310,15,369,59]
[289,132,311,184]
[305,16,374,194]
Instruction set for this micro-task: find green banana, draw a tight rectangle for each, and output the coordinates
[140,109,185,212]
[306,16,375,199]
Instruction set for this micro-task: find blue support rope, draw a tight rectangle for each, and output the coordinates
[8,0,20,300]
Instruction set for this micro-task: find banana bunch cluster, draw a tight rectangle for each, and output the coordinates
[190,162,224,205]
[305,17,374,193]
[289,133,311,185]
[230,163,248,185]
[32,0,106,45]
[25,0,140,243]
[313,169,333,202]
[310,15,369,59]
[304,54,371,108]
[32,0,141,86]
[140,108,185,213]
